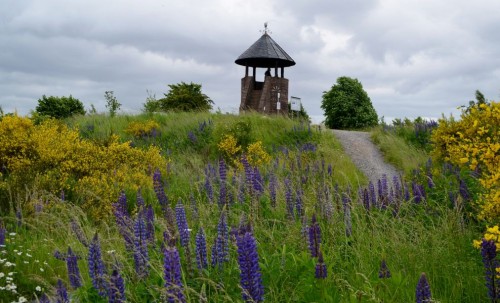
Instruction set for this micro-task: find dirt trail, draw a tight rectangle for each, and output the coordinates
[332,129,401,184]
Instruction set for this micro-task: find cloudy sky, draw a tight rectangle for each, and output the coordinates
[1,0,499,123]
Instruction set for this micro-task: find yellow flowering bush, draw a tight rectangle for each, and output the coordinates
[0,115,167,219]
[125,120,160,138]
[473,225,500,250]
[246,141,271,167]
[432,102,500,220]
[218,135,271,168]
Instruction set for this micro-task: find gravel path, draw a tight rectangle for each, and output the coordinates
[332,129,401,184]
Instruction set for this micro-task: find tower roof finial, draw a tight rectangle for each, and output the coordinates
[261,22,271,35]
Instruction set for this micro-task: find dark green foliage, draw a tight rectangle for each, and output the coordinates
[388,117,438,152]
[104,91,121,117]
[35,95,86,119]
[321,77,378,129]
[462,89,490,114]
[142,91,161,113]
[158,82,213,112]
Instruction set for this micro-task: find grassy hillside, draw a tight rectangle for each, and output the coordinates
[0,112,486,302]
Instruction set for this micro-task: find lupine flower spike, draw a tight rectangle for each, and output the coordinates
[308,214,321,258]
[315,250,327,279]
[67,247,82,288]
[236,231,264,302]
[378,259,391,279]
[195,227,208,270]
[415,272,432,303]
[56,279,69,303]
[88,233,108,297]
[480,239,500,301]
[163,245,186,303]
[109,268,126,303]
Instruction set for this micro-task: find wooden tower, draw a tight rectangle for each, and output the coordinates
[235,24,295,114]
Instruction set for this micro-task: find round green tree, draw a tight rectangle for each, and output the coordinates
[158,82,213,112]
[35,95,86,119]
[321,77,378,129]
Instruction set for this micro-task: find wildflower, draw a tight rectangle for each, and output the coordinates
[153,169,169,210]
[109,268,126,303]
[136,189,145,210]
[480,239,500,300]
[295,188,304,218]
[38,294,50,303]
[211,211,229,268]
[175,201,190,248]
[0,223,5,246]
[163,246,185,303]
[56,279,69,303]
[308,214,321,258]
[204,177,213,203]
[315,251,327,279]
[134,212,149,278]
[378,259,391,278]
[36,286,42,292]
[195,227,208,270]
[70,219,89,247]
[236,232,264,302]
[284,178,294,219]
[18,296,27,303]
[459,178,471,201]
[67,247,82,289]
[327,164,332,176]
[145,205,155,243]
[88,233,107,297]
[415,272,432,303]
[253,167,264,195]
[113,195,133,251]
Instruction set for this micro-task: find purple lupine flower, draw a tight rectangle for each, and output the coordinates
[459,178,471,201]
[70,218,89,247]
[315,250,327,279]
[284,178,294,219]
[253,167,264,195]
[362,188,370,210]
[218,159,227,207]
[295,188,304,218]
[241,155,254,194]
[109,268,126,303]
[56,279,69,303]
[236,232,264,302]
[204,177,214,203]
[38,293,50,303]
[425,159,434,189]
[415,273,432,303]
[113,200,134,251]
[481,239,500,300]
[327,164,333,176]
[188,131,198,144]
[136,189,145,210]
[412,181,424,203]
[175,201,190,248]
[195,227,208,270]
[153,169,169,210]
[0,222,6,246]
[88,233,107,297]
[163,246,186,303]
[378,259,391,278]
[369,181,377,208]
[343,194,352,237]
[238,174,246,203]
[67,247,82,288]
[145,205,155,243]
[164,206,177,241]
[134,212,149,278]
[308,214,321,258]
[211,211,229,268]
[393,175,402,200]
[404,182,410,201]
[60,189,65,201]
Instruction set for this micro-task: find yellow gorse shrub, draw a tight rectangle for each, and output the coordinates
[432,102,500,221]
[0,115,167,219]
[473,225,500,251]
[125,120,160,137]
[218,135,271,168]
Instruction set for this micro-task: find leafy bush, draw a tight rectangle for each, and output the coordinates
[104,91,121,117]
[158,82,213,112]
[321,77,378,129]
[0,115,167,218]
[34,95,86,119]
[432,101,500,221]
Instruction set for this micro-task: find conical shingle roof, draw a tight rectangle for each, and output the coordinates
[235,33,295,68]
